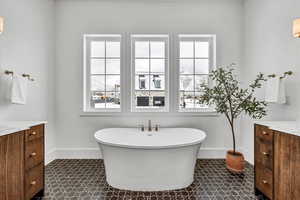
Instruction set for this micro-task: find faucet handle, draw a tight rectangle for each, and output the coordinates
[139,124,145,132]
[155,124,159,132]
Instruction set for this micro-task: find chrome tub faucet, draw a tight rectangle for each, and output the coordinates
[148,120,152,132]
[140,120,159,132]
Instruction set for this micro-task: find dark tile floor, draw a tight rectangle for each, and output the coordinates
[40,159,265,200]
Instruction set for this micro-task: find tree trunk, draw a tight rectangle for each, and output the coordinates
[230,121,236,154]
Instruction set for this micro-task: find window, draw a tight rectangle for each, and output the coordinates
[83,34,216,114]
[131,35,169,112]
[178,35,216,112]
[83,35,121,112]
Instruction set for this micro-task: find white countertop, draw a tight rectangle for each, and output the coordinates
[255,121,300,137]
[0,121,47,137]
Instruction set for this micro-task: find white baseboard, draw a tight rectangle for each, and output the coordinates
[45,148,57,165]
[46,147,228,163]
[55,148,102,159]
[45,147,254,165]
[240,148,254,165]
[198,147,227,159]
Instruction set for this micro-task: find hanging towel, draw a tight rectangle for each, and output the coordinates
[265,77,286,104]
[0,72,13,102]
[277,78,286,104]
[11,75,28,105]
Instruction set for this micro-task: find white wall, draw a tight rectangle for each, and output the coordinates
[242,0,300,164]
[54,0,244,158]
[0,0,56,161]
[6,0,296,163]
[2,0,297,165]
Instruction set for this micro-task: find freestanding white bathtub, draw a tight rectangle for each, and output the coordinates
[94,128,206,191]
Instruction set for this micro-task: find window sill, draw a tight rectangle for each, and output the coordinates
[83,108,121,113]
[131,108,169,113]
[178,107,216,113]
[80,111,219,117]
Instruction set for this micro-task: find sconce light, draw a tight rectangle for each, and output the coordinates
[0,16,3,34]
[293,18,300,38]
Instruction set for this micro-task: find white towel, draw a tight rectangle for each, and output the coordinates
[11,75,28,105]
[265,77,286,104]
[278,79,286,104]
[0,72,13,102]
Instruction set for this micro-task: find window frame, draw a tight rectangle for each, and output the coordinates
[83,34,122,112]
[130,34,170,112]
[82,34,217,115]
[176,34,216,113]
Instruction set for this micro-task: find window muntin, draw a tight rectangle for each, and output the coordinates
[131,35,169,112]
[83,34,216,114]
[84,35,121,111]
[178,35,215,111]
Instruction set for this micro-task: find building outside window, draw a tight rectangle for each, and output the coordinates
[83,34,215,114]
[131,34,169,112]
[178,34,216,112]
[83,34,122,112]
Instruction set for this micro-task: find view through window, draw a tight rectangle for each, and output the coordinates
[84,34,215,113]
[85,35,121,111]
[179,35,213,111]
[131,35,169,112]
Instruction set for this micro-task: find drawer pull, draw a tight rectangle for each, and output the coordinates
[262,131,268,135]
[262,152,269,156]
[30,152,37,157]
[30,181,37,185]
[30,131,37,136]
[262,180,268,184]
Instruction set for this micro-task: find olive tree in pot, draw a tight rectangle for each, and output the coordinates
[199,65,268,173]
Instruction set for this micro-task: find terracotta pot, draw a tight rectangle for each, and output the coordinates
[226,150,245,173]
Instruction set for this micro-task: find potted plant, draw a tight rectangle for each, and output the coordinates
[199,64,268,173]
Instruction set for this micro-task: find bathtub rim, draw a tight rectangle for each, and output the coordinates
[94,128,206,149]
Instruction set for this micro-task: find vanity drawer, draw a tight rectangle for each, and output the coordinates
[25,164,44,200]
[255,125,273,143]
[255,164,273,199]
[25,138,44,170]
[255,138,273,170]
[25,125,44,142]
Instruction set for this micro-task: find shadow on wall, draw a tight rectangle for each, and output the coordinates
[0,68,13,106]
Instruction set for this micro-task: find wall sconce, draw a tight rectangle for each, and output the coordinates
[0,16,4,34]
[293,18,300,38]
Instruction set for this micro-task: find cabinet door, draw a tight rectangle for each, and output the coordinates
[0,132,25,200]
[274,132,300,200]
[0,135,8,200]
[291,136,300,199]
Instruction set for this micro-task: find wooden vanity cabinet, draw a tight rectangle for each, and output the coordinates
[254,124,300,200]
[0,131,25,200]
[0,124,45,200]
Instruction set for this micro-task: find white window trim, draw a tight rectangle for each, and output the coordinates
[83,34,122,112]
[82,33,217,116]
[130,34,170,112]
[176,34,217,113]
